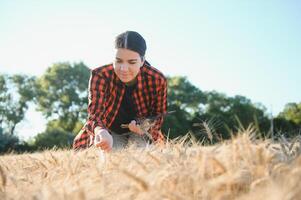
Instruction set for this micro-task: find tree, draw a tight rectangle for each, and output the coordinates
[227,95,269,133]
[192,92,270,141]
[162,76,207,138]
[191,91,232,141]
[34,122,75,149]
[273,116,300,138]
[279,103,301,125]
[35,62,90,134]
[0,127,19,153]
[162,77,271,141]
[0,74,36,135]
[273,102,301,138]
[167,76,206,113]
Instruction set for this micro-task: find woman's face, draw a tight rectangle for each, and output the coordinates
[113,48,144,83]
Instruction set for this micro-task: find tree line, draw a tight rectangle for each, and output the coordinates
[1,62,300,153]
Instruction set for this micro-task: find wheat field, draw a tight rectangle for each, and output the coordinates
[1,128,301,200]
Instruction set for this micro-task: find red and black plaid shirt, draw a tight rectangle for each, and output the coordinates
[73,61,167,150]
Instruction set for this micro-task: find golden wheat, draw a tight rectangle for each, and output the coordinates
[0,131,301,200]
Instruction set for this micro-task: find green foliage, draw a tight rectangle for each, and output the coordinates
[203,92,269,136]
[162,105,192,138]
[35,62,90,133]
[167,76,206,113]
[0,127,19,153]
[163,76,206,138]
[273,116,300,137]
[163,78,272,141]
[0,74,36,135]
[279,103,301,125]
[34,122,75,150]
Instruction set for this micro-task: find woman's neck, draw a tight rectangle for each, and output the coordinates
[125,77,137,86]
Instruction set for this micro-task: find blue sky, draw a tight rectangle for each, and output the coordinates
[1,0,301,139]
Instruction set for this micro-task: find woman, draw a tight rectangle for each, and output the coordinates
[73,31,167,152]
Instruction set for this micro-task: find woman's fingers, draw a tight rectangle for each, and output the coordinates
[128,120,136,130]
[96,141,111,151]
[128,120,144,135]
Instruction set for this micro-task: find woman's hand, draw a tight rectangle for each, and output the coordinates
[94,128,113,152]
[128,120,144,135]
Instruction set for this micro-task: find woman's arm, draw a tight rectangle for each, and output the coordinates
[149,78,167,142]
[84,70,108,136]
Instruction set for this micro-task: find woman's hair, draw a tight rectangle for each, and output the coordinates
[115,31,147,57]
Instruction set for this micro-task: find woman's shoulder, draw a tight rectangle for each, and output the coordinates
[142,61,166,82]
[91,63,114,78]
